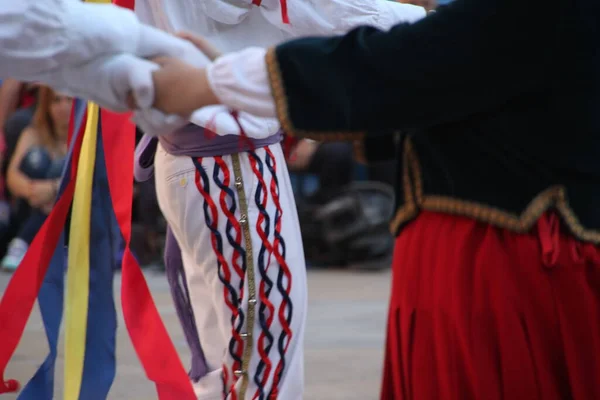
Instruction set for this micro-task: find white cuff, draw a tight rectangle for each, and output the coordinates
[206,47,277,118]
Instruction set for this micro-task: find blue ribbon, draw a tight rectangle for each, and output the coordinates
[18,100,119,399]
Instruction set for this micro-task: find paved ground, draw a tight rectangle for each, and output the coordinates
[1,267,391,400]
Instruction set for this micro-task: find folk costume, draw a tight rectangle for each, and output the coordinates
[198,0,600,398]
[132,0,425,399]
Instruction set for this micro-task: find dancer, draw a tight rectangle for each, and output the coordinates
[132,0,425,398]
[142,0,600,398]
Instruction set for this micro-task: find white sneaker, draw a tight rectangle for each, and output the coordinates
[1,238,28,272]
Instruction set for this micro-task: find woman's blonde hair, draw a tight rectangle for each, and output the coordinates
[31,86,68,149]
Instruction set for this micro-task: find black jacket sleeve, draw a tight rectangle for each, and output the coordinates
[267,0,555,140]
[361,130,398,162]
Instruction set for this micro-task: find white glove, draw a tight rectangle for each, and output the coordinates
[37,1,213,111]
[41,53,158,112]
[128,27,282,138]
[38,32,212,112]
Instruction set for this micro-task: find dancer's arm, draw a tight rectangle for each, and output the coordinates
[158,0,549,138]
[138,0,424,130]
[1,0,146,79]
[0,0,209,111]
[259,0,425,36]
[360,132,399,163]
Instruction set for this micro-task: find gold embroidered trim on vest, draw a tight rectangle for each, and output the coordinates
[390,138,600,244]
[387,140,420,232]
[265,47,365,142]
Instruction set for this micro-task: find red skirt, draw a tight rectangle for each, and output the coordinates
[381,211,600,400]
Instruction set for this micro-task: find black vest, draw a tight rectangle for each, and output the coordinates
[269,0,600,242]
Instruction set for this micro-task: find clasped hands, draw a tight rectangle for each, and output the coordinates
[126,32,225,136]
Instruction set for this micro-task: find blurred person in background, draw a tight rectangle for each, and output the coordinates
[0,79,27,131]
[287,138,397,270]
[0,80,40,257]
[0,80,40,191]
[287,139,354,203]
[1,87,70,271]
[0,81,40,191]
[131,126,166,268]
[1,80,40,164]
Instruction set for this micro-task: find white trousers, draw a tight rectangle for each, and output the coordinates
[155,143,307,400]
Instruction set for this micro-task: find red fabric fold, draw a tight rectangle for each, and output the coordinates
[382,211,600,400]
[101,110,195,399]
[107,0,195,397]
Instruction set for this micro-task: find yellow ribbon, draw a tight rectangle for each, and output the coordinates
[64,103,99,400]
[63,2,110,397]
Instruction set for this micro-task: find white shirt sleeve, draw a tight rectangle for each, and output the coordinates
[0,0,212,111]
[205,0,427,118]
[259,0,426,36]
[206,47,276,118]
[0,0,140,80]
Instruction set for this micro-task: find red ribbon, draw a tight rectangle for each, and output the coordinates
[109,1,195,398]
[280,0,289,24]
[0,108,195,399]
[281,133,299,161]
[250,0,288,23]
[101,111,195,399]
[113,0,135,9]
